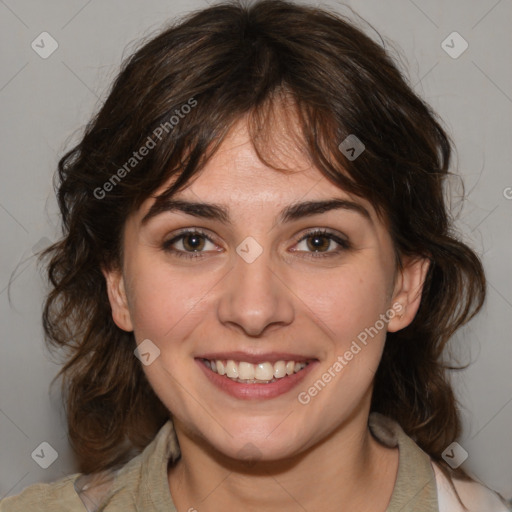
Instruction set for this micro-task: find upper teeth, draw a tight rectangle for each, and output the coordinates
[204,359,308,382]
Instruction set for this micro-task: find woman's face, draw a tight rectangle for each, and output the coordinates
[105,117,427,462]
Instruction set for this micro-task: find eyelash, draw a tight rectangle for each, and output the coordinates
[162,228,350,261]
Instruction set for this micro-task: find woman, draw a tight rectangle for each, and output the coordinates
[1,1,510,510]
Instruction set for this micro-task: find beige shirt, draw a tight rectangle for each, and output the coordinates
[1,412,509,511]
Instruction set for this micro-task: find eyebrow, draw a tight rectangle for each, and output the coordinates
[140,197,371,226]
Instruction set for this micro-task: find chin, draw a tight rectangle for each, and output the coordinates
[201,421,309,463]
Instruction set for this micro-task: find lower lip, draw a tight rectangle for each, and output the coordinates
[196,359,318,400]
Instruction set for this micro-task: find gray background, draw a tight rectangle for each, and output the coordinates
[1,0,511,502]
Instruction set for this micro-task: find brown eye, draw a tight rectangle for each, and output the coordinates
[181,233,206,252]
[162,229,218,259]
[293,229,350,258]
[305,234,331,252]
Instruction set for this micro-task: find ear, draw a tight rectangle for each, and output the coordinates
[387,256,430,333]
[102,267,134,332]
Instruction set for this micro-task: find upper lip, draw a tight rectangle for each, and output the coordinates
[196,351,317,364]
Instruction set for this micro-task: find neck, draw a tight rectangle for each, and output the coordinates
[167,407,398,512]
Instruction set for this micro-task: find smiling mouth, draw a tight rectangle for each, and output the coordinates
[199,358,312,384]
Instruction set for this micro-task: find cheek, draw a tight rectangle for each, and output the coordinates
[125,255,203,335]
[124,255,229,368]
[297,263,391,346]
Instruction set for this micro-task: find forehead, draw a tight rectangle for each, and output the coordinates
[141,118,378,222]
[191,123,323,202]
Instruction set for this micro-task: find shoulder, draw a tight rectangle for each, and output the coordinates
[1,420,178,512]
[368,413,511,512]
[0,474,87,512]
[0,469,125,512]
[432,461,511,512]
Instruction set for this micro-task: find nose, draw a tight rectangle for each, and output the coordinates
[216,245,295,337]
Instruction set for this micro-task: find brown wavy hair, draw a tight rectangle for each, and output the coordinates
[41,0,485,493]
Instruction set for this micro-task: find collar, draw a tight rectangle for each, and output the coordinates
[369,412,438,511]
